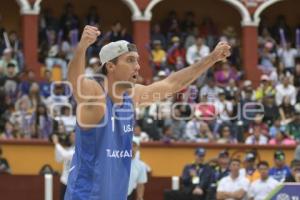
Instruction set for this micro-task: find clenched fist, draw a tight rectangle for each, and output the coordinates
[211,41,231,62]
[79,25,101,49]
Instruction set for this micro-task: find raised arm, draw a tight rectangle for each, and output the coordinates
[67,26,106,127]
[67,25,102,103]
[133,42,231,106]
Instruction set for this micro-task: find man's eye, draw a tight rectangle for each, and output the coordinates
[128,58,135,63]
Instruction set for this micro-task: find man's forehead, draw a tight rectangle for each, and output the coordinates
[121,51,139,59]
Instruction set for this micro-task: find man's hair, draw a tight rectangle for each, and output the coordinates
[7,63,15,68]
[257,161,269,168]
[230,158,241,165]
[101,57,119,75]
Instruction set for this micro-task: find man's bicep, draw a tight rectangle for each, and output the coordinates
[73,78,103,103]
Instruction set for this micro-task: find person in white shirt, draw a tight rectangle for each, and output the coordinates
[56,106,76,133]
[186,37,210,65]
[248,161,280,200]
[186,37,210,86]
[245,126,268,145]
[217,159,250,200]
[200,77,221,102]
[277,42,299,72]
[52,133,75,200]
[85,57,100,76]
[127,138,148,200]
[275,76,296,106]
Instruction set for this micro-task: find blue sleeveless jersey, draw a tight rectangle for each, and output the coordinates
[65,92,134,200]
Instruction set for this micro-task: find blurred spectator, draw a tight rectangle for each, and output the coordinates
[10,96,32,137]
[269,150,291,182]
[29,103,53,139]
[214,62,238,88]
[59,3,80,35]
[84,6,100,26]
[214,150,230,181]
[45,83,70,116]
[255,75,275,102]
[57,106,75,134]
[39,70,53,98]
[164,108,186,141]
[217,159,250,200]
[275,75,296,106]
[262,93,279,126]
[167,36,186,71]
[286,109,300,142]
[133,125,149,142]
[277,42,299,73]
[268,130,296,145]
[22,82,44,112]
[109,22,132,42]
[285,159,300,182]
[19,70,36,96]
[248,161,279,200]
[199,18,218,49]
[0,146,11,174]
[180,11,196,33]
[151,24,167,49]
[161,125,176,143]
[85,57,100,76]
[8,31,24,70]
[248,114,269,136]
[279,96,295,124]
[224,79,239,100]
[184,114,213,143]
[199,77,221,102]
[258,41,276,73]
[151,40,166,71]
[52,133,75,200]
[165,148,215,200]
[217,125,237,144]
[186,37,209,65]
[269,119,285,139]
[3,63,19,101]
[215,90,233,130]
[45,30,68,80]
[245,125,268,145]
[0,48,19,75]
[1,121,17,139]
[240,151,260,183]
[127,138,148,200]
[184,27,198,49]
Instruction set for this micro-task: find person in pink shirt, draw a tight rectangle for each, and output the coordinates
[214,62,238,88]
[269,130,296,145]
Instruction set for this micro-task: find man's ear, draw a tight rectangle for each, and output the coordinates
[106,62,115,73]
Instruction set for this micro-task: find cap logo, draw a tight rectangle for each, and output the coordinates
[117,45,125,53]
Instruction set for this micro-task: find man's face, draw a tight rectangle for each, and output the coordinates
[219,156,230,167]
[109,52,140,88]
[7,67,15,75]
[230,161,240,174]
[258,165,269,180]
[196,38,203,47]
[275,158,285,167]
[195,155,205,164]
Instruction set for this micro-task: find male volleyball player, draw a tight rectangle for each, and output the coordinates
[64,25,231,200]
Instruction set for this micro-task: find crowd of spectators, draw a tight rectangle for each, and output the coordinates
[0,6,299,148]
[135,12,300,146]
[164,147,300,200]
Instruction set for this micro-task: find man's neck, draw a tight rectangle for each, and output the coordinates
[230,173,239,180]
